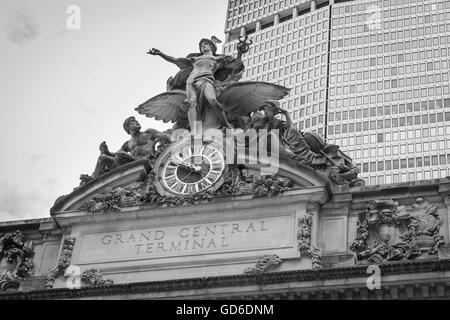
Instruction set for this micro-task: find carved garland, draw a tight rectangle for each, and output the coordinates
[81,168,294,214]
[328,163,362,186]
[45,237,76,289]
[297,215,322,270]
[0,231,34,291]
[243,255,282,275]
[81,269,114,286]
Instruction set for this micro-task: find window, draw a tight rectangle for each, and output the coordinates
[385,160,391,170]
[432,156,439,166]
[416,157,423,167]
[377,134,384,143]
[392,159,399,169]
[363,163,369,172]
[401,159,407,169]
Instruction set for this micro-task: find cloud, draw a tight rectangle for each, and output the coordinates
[71,59,101,75]
[75,100,95,115]
[57,29,69,37]
[0,184,45,220]
[0,179,60,221]
[28,153,43,164]
[43,178,59,187]
[5,9,40,45]
[25,153,44,170]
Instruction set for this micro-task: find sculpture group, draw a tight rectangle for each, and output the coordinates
[76,35,362,190]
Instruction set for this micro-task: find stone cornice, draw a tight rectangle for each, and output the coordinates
[348,178,450,211]
[2,259,450,300]
[0,218,52,232]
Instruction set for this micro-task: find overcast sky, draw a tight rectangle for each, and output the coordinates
[0,0,229,221]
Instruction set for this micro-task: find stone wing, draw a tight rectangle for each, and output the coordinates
[219,81,291,116]
[135,90,187,123]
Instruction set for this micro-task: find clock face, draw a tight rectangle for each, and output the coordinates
[155,140,226,196]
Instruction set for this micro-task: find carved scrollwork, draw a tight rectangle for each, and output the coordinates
[243,254,282,275]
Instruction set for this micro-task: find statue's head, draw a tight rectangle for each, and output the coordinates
[199,39,217,54]
[258,100,280,117]
[123,116,141,134]
[199,36,222,55]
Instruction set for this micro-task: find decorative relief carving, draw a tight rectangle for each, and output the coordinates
[0,270,21,290]
[0,231,34,291]
[297,215,322,269]
[45,237,76,289]
[81,269,114,286]
[81,168,294,214]
[243,254,282,275]
[328,163,364,187]
[351,198,445,264]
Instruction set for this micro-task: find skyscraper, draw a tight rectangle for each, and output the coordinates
[223,0,450,185]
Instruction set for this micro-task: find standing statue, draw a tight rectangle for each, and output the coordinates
[139,36,290,132]
[148,36,245,131]
[91,117,171,179]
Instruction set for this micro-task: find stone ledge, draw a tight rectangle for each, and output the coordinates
[1,259,450,300]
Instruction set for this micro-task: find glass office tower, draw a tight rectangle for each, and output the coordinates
[223,0,450,185]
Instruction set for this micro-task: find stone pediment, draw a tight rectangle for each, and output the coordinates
[50,160,150,214]
[51,153,331,215]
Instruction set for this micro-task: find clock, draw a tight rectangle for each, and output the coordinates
[153,139,227,196]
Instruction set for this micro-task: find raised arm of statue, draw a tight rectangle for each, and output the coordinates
[147,48,192,69]
[223,35,251,70]
[222,51,244,70]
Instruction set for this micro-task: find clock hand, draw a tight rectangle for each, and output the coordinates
[178,159,201,171]
[181,169,197,182]
[170,158,196,171]
[182,161,201,171]
[197,166,209,177]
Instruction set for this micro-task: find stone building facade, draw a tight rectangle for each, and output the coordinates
[0,156,449,300]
